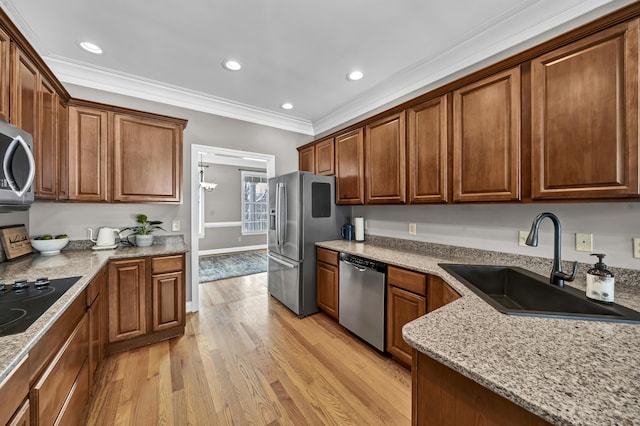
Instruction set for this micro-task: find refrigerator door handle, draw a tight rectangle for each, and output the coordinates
[277,182,287,246]
[268,254,297,269]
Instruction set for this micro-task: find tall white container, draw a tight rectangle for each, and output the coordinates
[354,217,365,241]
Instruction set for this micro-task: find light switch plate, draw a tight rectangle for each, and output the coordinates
[518,230,529,247]
[171,220,181,232]
[575,233,593,252]
[408,223,417,235]
[633,238,640,258]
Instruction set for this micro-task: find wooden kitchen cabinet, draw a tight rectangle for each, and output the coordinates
[113,112,183,203]
[151,255,185,332]
[0,26,9,123]
[453,68,521,202]
[335,127,365,204]
[35,75,58,199]
[108,254,186,354]
[315,137,335,176]
[9,44,38,138]
[298,144,315,173]
[386,266,426,366]
[87,267,107,390]
[365,112,407,204]
[0,355,29,425]
[108,258,147,343]
[407,95,449,203]
[531,20,639,199]
[316,247,339,320]
[7,399,29,426]
[68,105,109,202]
[428,275,461,312]
[57,98,69,200]
[413,351,551,425]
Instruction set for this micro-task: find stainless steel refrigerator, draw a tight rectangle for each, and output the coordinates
[267,171,348,317]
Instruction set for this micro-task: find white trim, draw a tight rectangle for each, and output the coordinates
[199,244,268,256]
[191,144,275,313]
[186,301,193,313]
[205,221,242,228]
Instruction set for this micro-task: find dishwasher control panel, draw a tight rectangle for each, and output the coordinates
[339,252,387,272]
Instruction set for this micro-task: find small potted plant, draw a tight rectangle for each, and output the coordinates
[121,214,164,247]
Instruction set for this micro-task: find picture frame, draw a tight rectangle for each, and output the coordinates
[0,225,32,260]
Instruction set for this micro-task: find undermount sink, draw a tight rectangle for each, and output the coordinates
[439,264,640,324]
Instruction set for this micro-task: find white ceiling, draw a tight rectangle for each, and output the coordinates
[1,0,634,136]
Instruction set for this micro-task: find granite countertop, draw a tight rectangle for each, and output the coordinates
[317,239,640,426]
[0,240,188,384]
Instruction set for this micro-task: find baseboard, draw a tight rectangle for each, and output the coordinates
[198,244,267,256]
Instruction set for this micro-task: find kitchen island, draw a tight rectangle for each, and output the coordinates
[317,238,640,425]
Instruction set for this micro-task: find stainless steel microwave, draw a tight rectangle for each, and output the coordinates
[0,120,35,212]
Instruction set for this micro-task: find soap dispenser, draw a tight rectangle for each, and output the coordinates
[586,253,615,303]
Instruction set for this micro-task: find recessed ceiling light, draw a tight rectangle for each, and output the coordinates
[79,41,103,55]
[281,103,293,110]
[223,59,242,71]
[347,70,364,81]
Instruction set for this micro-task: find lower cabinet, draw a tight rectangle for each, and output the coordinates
[87,267,107,390]
[412,351,551,425]
[108,254,186,354]
[316,248,340,320]
[7,399,29,426]
[0,355,29,425]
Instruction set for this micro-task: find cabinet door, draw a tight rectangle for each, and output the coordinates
[315,138,335,176]
[108,259,147,342]
[0,27,9,122]
[10,44,38,138]
[453,68,521,202]
[387,285,426,366]
[113,113,183,202]
[36,76,58,199]
[531,20,639,199]
[7,400,29,426]
[57,99,69,200]
[365,112,407,204]
[316,260,339,320]
[68,106,109,201]
[298,145,315,173]
[335,128,365,204]
[408,96,449,203]
[427,275,461,312]
[151,271,184,332]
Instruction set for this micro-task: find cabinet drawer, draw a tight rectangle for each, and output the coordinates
[0,355,29,425]
[86,267,106,306]
[388,266,426,296]
[316,247,338,266]
[151,255,184,274]
[31,314,88,426]
[54,360,89,426]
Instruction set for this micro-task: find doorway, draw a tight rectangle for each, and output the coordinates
[190,145,275,312]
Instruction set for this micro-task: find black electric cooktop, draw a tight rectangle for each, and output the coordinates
[0,276,81,337]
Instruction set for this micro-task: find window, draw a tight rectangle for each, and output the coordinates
[241,171,268,234]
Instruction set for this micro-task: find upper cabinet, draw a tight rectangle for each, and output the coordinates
[68,105,109,202]
[531,20,639,199]
[407,95,449,203]
[315,137,335,176]
[113,113,183,203]
[10,45,38,139]
[298,144,315,172]
[0,27,9,123]
[57,98,69,200]
[365,112,406,204]
[453,68,521,202]
[35,76,58,199]
[335,128,365,204]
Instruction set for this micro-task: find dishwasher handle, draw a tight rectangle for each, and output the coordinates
[341,259,367,272]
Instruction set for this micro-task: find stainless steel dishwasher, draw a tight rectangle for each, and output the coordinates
[339,252,387,351]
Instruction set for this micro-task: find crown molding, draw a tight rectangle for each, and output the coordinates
[46,56,315,135]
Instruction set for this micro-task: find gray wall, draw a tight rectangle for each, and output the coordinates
[199,163,267,251]
[353,203,640,270]
[26,83,310,302]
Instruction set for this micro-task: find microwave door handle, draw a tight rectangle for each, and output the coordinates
[3,135,35,197]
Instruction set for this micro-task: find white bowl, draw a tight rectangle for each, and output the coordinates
[30,237,69,255]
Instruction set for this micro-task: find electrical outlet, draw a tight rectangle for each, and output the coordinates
[518,230,529,247]
[575,233,593,252]
[408,223,417,235]
[171,220,181,232]
[633,238,640,258]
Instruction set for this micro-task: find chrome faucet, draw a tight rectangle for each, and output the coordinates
[525,212,578,287]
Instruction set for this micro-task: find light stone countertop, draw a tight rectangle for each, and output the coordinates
[0,241,189,385]
[317,239,640,426]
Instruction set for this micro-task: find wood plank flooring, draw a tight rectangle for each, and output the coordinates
[85,272,411,425]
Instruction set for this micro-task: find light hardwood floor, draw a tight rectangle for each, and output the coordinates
[85,273,411,425]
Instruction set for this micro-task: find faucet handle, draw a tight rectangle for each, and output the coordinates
[554,261,578,283]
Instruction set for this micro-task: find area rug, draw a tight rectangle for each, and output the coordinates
[199,251,268,282]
